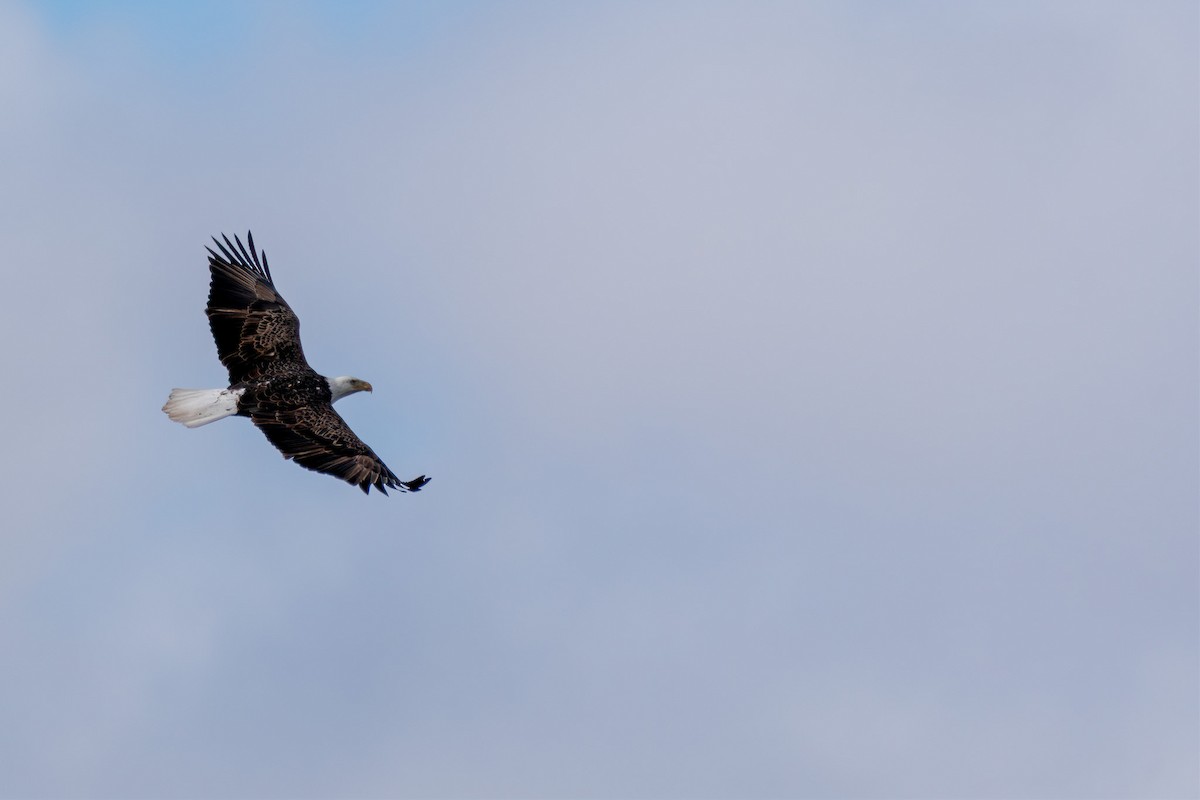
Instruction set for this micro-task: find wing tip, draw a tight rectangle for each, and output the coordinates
[364,473,430,496]
[401,475,431,492]
[207,229,272,284]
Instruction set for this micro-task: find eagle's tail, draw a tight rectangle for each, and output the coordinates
[162,387,245,428]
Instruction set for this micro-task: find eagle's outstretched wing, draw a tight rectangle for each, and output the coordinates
[251,404,430,495]
[205,232,307,384]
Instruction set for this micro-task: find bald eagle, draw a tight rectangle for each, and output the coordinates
[163,232,430,496]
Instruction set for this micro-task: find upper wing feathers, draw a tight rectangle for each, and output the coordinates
[206,231,306,383]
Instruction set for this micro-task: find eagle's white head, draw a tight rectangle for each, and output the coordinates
[328,376,373,404]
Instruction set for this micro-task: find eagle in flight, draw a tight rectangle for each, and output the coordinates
[163,232,430,496]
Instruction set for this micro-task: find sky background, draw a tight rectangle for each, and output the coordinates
[0,1,1196,797]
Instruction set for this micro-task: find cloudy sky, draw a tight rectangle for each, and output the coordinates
[0,1,1196,797]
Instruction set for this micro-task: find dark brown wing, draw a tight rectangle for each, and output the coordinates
[251,403,430,495]
[206,232,307,384]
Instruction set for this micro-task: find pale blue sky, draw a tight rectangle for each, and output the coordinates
[1,2,1196,798]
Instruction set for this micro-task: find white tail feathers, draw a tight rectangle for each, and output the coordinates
[162,387,244,428]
